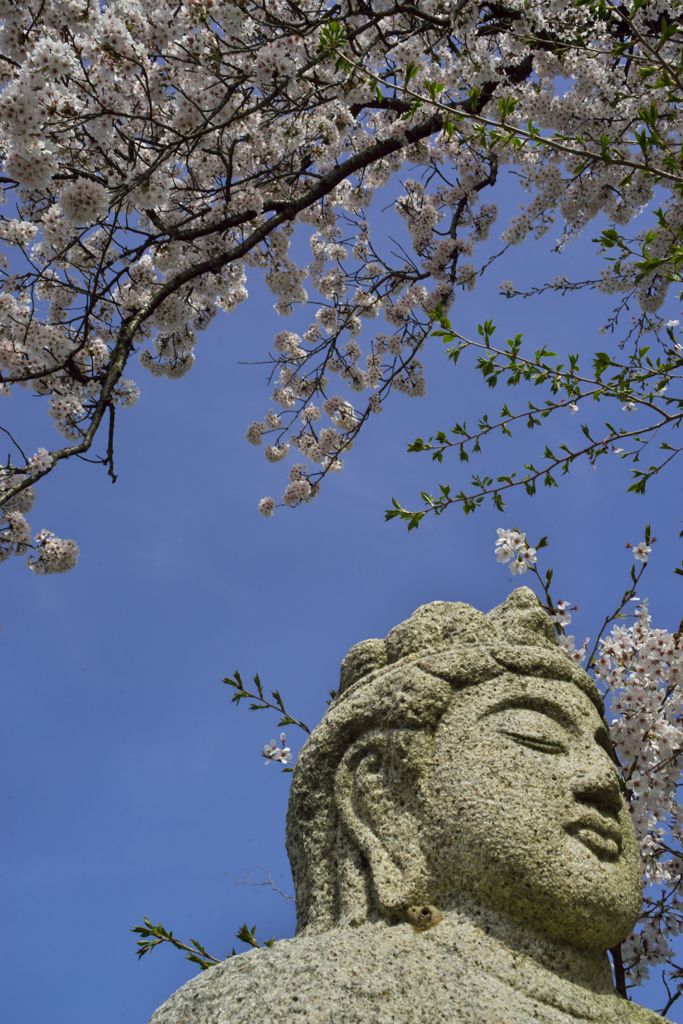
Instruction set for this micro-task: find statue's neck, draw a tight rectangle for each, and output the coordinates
[428,896,617,1016]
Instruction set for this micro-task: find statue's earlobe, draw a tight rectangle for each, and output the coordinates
[334,733,429,916]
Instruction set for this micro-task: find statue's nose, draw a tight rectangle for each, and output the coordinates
[570,753,624,818]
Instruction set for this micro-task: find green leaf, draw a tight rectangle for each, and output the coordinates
[404,62,419,85]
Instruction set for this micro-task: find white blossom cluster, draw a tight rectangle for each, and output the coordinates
[0,0,678,559]
[596,603,683,984]
[0,462,78,573]
[495,527,538,574]
[263,733,292,766]
[556,632,590,666]
[28,528,79,574]
[548,601,590,665]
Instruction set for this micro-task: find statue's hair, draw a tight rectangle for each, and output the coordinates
[286,588,604,935]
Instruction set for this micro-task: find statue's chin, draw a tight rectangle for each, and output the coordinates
[504,891,639,954]
[536,909,638,954]
[443,872,641,955]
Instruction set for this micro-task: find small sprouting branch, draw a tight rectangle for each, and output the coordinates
[131,917,275,971]
[234,922,275,950]
[386,316,682,528]
[222,670,311,735]
[131,918,221,971]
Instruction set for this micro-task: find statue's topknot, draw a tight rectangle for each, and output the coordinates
[338,587,601,712]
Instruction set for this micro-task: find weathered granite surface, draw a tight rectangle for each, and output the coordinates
[149,588,670,1023]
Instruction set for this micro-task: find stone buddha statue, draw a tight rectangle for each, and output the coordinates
[149,588,670,1023]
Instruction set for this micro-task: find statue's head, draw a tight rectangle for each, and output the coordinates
[286,588,643,953]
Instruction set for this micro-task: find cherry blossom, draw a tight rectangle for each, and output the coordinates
[630,541,653,564]
[263,734,292,766]
[549,599,573,629]
[495,527,537,575]
[258,497,276,518]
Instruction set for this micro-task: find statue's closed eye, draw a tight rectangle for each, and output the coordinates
[489,706,570,755]
[498,729,567,755]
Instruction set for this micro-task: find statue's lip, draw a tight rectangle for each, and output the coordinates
[565,813,622,860]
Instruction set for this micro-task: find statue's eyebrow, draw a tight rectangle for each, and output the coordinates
[479,694,579,735]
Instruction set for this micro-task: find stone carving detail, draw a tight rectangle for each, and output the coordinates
[149,587,669,1023]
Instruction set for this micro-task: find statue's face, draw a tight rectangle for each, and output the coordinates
[423,673,643,951]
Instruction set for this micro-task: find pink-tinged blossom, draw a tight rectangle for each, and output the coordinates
[27,529,79,574]
[27,448,53,476]
[550,600,573,629]
[263,412,281,430]
[263,733,292,765]
[495,527,525,563]
[0,510,31,557]
[282,479,312,507]
[629,541,652,564]
[59,179,109,227]
[265,444,289,463]
[495,528,536,575]
[258,497,276,517]
[557,634,589,665]
[245,422,264,446]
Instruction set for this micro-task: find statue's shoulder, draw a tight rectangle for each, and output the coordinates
[147,923,483,1024]
[148,926,391,1024]
[148,931,324,1024]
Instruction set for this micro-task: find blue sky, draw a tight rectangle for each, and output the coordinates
[2,169,681,1023]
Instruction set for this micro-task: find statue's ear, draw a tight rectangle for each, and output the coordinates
[334,731,430,915]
